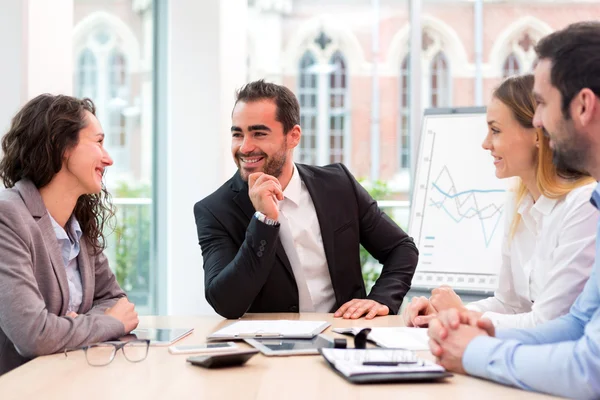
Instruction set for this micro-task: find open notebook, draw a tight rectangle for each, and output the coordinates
[320,348,450,383]
[207,320,330,340]
[332,327,429,350]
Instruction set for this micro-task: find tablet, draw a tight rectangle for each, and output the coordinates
[130,328,194,346]
[244,334,334,356]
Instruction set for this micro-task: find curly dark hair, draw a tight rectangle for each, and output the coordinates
[0,94,115,255]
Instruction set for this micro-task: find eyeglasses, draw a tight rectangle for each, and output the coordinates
[64,339,150,366]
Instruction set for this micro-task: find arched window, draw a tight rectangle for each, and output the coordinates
[399,56,410,170]
[328,51,347,164]
[74,41,132,175]
[430,51,450,108]
[105,50,130,173]
[503,53,521,78]
[76,48,97,99]
[109,50,127,98]
[108,104,127,148]
[298,51,318,165]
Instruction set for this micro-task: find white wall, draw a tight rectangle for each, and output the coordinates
[247,7,284,83]
[162,0,247,315]
[0,1,25,134]
[0,0,73,134]
[26,0,73,99]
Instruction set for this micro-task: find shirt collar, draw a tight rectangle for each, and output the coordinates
[590,182,600,210]
[532,194,559,216]
[518,192,559,217]
[282,163,302,207]
[48,212,82,243]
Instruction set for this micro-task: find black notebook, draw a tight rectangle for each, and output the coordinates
[319,348,452,384]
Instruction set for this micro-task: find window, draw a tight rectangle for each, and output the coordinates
[77,48,97,99]
[74,42,132,176]
[430,51,449,108]
[298,51,318,165]
[106,50,130,174]
[296,47,348,166]
[73,4,153,314]
[399,56,410,170]
[503,53,521,78]
[109,50,127,98]
[328,51,347,164]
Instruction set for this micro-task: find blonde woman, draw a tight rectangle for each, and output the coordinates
[404,74,597,329]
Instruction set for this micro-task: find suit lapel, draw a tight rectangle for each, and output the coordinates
[232,186,256,221]
[296,165,336,283]
[15,180,71,315]
[274,241,294,279]
[230,172,294,279]
[77,240,94,313]
[37,214,71,315]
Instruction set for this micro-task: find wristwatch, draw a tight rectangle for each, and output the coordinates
[253,211,280,226]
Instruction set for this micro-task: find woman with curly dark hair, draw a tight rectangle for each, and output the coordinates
[0,94,138,375]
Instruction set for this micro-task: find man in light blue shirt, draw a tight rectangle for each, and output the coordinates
[427,21,600,399]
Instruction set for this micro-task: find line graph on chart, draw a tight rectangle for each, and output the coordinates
[409,110,507,281]
[428,166,505,247]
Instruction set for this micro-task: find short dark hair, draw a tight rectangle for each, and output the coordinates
[0,94,114,254]
[234,80,300,133]
[535,21,600,118]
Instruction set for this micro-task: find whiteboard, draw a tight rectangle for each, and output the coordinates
[408,108,509,293]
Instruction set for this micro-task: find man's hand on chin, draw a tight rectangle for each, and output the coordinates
[334,299,390,319]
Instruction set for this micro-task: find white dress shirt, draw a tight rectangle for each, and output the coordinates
[466,182,598,329]
[48,213,83,313]
[277,164,335,313]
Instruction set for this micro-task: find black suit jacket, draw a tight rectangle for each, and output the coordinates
[194,163,418,319]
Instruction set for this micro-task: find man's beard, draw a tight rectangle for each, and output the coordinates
[237,147,287,181]
[550,121,589,173]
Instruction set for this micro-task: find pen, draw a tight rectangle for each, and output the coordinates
[362,361,420,366]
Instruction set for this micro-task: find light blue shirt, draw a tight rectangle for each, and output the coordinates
[48,213,83,313]
[462,182,600,399]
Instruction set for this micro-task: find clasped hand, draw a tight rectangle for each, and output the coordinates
[427,308,495,374]
[403,285,475,327]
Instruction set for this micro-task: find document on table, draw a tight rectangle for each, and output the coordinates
[332,327,429,350]
[320,348,448,383]
[208,320,330,340]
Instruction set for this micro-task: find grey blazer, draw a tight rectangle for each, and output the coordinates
[0,180,126,375]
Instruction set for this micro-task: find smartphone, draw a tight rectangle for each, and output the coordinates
[187,349,259,368]
[168,342,238,355]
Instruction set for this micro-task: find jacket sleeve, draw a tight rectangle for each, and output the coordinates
[339,164,419,314]
[85,250,127,315]
[0,203,125,359]
[194,201,281,318]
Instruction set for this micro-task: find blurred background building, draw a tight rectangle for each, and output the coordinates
[2,0,599,315]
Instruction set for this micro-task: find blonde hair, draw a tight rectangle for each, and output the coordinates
[491,75,595,238]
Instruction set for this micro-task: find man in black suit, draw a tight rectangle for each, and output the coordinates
[194,80,418,319]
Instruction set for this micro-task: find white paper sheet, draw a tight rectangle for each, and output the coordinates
[332,327,430,350]
[208,320,330,339]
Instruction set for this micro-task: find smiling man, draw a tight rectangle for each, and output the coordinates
[427,22,600,399]
[194,80,418,319]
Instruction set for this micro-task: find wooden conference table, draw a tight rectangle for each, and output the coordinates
[0,313,558,400]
